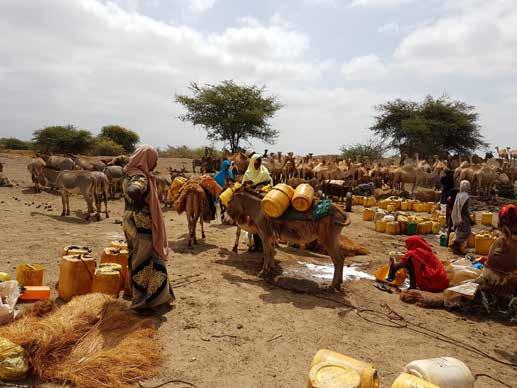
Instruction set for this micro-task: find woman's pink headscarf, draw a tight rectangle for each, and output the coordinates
[124,145,168,260]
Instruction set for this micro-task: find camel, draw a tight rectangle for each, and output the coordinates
[227,152,248,175]
[174,181,212,248]
[392,165,433,193]
[27,157,47,193]
[56,171,100,220]
[495,146,510,160]
[226,188,351,289]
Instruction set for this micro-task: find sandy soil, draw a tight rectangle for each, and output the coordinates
[0,152,515,388]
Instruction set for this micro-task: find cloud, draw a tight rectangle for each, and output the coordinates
[187,0,217,13]
[341,54,388,80]
[350,0,414,7]
[394,1,517,77]
[378,22,399,33]
[0,0,344,153]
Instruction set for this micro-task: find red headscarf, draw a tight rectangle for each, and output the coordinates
[124,145,168,260]
[498,205,517,234]
[400,236,449,292]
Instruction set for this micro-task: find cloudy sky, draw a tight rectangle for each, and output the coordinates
[1,0,515,154]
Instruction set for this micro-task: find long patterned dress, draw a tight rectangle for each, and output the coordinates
[122,174,174,310]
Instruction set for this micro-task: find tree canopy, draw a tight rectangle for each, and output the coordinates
[32,125,93,154]
[175,80,283,153]
[340,138,387,162]
[370,96,486,158]
[99,125,140,153]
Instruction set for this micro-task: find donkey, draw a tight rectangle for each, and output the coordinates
[90,171,110,219]
[27,157,47,193]
[226,188,351,289]
[56,171,100,220]
[103,165,124,198]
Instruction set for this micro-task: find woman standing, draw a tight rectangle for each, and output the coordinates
[123,145,174,312]
[451,180,473,255]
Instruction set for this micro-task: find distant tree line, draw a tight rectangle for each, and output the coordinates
[157,145,222,159]
[0,125,140,156]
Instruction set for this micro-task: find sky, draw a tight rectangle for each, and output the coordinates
[0,0,516,154]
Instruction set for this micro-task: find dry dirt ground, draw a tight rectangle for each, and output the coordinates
[0,152,515,388]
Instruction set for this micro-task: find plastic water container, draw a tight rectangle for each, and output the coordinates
[481,212,493,226]
[262,183,295,218]
[92,263,122,297]
[431,222,441,234]
[386,221,400,235]
[391,373,439,388]
[374,264,407,286]
[58,254,96,302]
[475,234,495,255]
[446,264,481,286]
[62,245,91,256]
[375,220,387,233]
[308,349,379,388]
[401,201,410,211]
[466,233,476,248]
[387,204,395,213]
[19,286,51,301]
[100,247,130,296]
[16,264,44,286]
[407,222,417,236]
[364,196,377,208]
[292,184,315,212]
[404,357,474,388]
[363,208,375,222]
[308,362,361,388]
[111,240,128,250]
[220,182,243,206]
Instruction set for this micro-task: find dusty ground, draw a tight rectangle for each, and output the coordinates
[0,152,515,388]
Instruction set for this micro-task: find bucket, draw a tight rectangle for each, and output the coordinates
[58,254,96,302]
[16,264,44,286]
[386,221,400,235]
[481,212,493,226]
[100,247,130,296]
[363,208,375,222]
[375,220,386,233]
[262,184,295,218]
[308,362,361,388]
[407,222,417,236]
[475,234,495,255]
[391,373,439,388]
[62,245,91,257]
[404,357,475,388]
[92,263,122,297]
[111,240,128,250]
[374,264,407,286]
[292,184,315,212]
[309,349,379,388]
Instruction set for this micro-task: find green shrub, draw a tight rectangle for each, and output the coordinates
[0,137,33,150]
[91,138,125,156]
[33,125,93,154]
[100,125,139,153]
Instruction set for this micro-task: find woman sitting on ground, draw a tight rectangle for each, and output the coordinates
[478,204,517,293]
[387,236,449,292]
[242,154,273,188]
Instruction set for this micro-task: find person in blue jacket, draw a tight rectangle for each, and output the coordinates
[214,160,235,222]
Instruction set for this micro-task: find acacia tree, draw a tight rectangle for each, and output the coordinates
[370,96,486,158]
[99,125,140,153]
[32,125,93,154]
[175,81,283,153]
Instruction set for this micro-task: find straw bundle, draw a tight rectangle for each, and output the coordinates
[0,294,161,387]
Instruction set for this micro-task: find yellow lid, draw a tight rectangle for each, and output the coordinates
[309,362,361,388]
[0,272,11,282]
